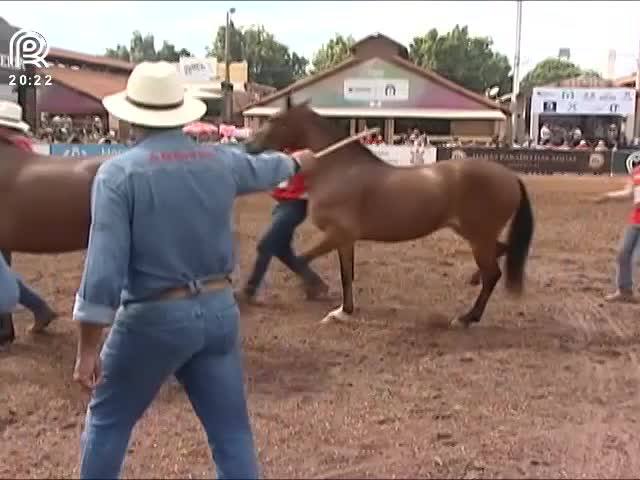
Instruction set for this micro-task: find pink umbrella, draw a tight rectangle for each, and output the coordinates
[183,121,218,136]
[218,124,237,138]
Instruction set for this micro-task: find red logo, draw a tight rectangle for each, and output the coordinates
[149,150,215,162]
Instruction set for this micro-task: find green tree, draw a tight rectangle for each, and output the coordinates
[106,31,191,63]
[206,24,308,89]
[311,34,355,74]
[409,25,512,94]
[205,20,244,62]
[519,58,601,91]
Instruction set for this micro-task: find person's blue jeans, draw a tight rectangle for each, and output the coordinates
[17,280,52,316]
[79,287,259,479]
[245,199,322,294]
[616,225,640,292]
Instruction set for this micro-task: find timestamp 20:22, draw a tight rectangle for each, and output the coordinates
[8,74,53,87]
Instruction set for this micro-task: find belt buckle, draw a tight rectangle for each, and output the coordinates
[187,279,203,296]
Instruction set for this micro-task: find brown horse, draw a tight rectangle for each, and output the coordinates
[0,134,106,253]
[245,98,534,327]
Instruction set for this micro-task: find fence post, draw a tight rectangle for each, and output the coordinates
[0,250,15,345]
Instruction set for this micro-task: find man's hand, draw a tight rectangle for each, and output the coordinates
[291,149,316,173]
[74,323,106,391]
[73,350,102,391]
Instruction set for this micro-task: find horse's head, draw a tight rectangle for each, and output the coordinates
[245,95,314,154]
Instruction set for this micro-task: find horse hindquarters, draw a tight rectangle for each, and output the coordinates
[504,179,534,294]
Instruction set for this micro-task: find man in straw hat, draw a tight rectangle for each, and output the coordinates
[0,100,58,343]
[72,61,314,479]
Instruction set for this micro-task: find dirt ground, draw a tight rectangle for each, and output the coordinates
[2,175,640,479]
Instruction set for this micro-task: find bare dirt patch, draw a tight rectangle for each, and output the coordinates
[2,175,640,478]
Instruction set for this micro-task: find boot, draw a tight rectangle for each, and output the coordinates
[0,314,15,346]
[604,289,635,303]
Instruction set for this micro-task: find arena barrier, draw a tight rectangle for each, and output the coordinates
[436,146,617,175]
[32,143,640,175]
[37,143,438,167]
[49,143,128,157]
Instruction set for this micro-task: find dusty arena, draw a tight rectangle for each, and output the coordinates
[2,174,640,479]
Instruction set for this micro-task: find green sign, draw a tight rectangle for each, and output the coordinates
[610,149,640,175]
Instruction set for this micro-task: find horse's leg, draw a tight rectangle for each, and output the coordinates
[469,241,507,285]
[321,243,355,324]
[299,229,351,264]
[452,241,502,328]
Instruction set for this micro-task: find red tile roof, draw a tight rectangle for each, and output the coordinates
[39,66,128,101]
[47,47,134,72]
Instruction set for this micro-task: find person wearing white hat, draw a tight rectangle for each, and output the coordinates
[0,100,58,343]
[71,61,312,479]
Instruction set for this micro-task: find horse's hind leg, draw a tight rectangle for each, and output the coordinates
[321,243,355,323]
[469,241,507,285]
[453,241,502,328]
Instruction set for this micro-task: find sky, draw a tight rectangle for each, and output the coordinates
[3,0,640,80]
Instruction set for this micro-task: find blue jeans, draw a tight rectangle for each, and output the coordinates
[245,199,322,293]
[80,288,258,479]
[616,225,640,291]
[0,252,50,315]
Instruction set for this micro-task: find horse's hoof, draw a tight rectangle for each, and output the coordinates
[320,305,352,324]
[449,316,471,329]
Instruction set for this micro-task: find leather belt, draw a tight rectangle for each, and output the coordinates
[149,277,231,302]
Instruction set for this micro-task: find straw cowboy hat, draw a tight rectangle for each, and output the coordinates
[102,61,206,128]
[0,101,30,133]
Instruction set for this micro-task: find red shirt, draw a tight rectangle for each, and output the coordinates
[0,127,33,152]
[272,148,307,201]
[630,166,640,224]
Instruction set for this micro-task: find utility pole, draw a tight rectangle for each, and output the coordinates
[511,0,523,145]
[222,7,236,124]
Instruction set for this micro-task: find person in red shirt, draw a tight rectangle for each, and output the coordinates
[594,158,640,302]
[239,148,329,302]
[0,100,57,342]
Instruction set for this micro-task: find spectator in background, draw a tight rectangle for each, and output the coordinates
[570,126,583,147]
[595,140,608,152]
[575,139,591,150]
[606,124,619,150]
[539,123,552,146]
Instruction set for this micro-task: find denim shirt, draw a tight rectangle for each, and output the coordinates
[72,129,296,326]
[0,254,19,313]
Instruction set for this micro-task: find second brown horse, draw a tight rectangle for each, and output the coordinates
[0,133,105,253]
[245,97,535,327]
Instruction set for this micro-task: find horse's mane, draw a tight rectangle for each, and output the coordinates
[302,107,387,164]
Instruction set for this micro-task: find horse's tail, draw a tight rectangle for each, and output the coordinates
[505,178,534,294]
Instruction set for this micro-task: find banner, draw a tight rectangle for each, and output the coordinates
[531,87,636,116]
[49,143,128,157]
[178,56,216,82]
[343,78,409,102]
[367,144,436,166]
[436,147,612,175]
[610,149,640,175]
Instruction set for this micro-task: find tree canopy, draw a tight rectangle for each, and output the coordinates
[310,34,355,74]
[206,23,308,89]
[409,25,512,95]
[519,58,602,91]
[105,31,191,63]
